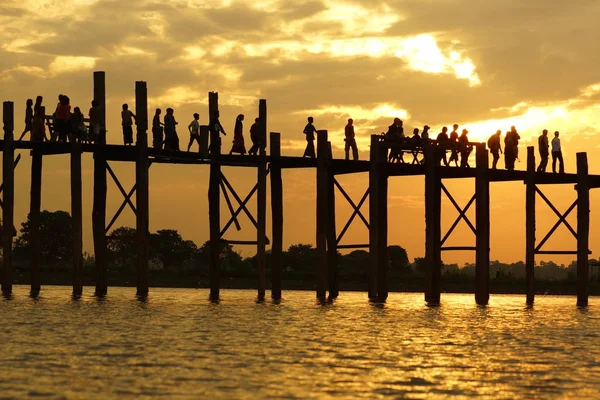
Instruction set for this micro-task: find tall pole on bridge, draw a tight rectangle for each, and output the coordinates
[270,132,283,300]
[475,143,490,305]
[525,146,536,305]
[93,71,108,296]
[577,152,590,306]
[208,92,220,301]
[425,140,442,305]
[135,81,149,297]
[2,101,14,295]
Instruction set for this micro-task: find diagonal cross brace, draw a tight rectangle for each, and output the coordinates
[333,178,369,230]
[105,161,153,234]
[440,183,477,246]
[535,197,578,252]
[535,187,577,239]
[219,171,270,244]
[335,185,369,245]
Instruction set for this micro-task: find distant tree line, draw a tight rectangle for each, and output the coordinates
[2,210,595,282]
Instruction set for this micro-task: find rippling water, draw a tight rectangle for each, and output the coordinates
[1,286,600,399]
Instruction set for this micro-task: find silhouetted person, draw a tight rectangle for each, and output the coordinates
[385,117,404,162]
[55,95,71,142]
[411,127,421,145]
[448,124,460,166]
[504,126,520,171]
[248,118,260,155]
[89,100,102,143]
[344,118,359,160]
[537,129,549,172]
[121,104,136,145]
[436,126,449,166]
[458,129,472,168]
[164,108,180,151]
[70,107,86,142]
[303,116,316,158]
[487,130,502,169]
[18,99,34,141]
[187,113,201,152]
[209,110,226,155]
[229,114,247,155]
[552,131,564,173]
[422,125,430,142]
[31,96,47,143]
[152,108,164,150]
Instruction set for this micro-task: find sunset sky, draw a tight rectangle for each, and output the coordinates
[2,0,600,267]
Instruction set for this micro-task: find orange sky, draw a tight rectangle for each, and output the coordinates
[2,0,600,265]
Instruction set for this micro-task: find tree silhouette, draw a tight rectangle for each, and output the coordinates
[14,210,73,266]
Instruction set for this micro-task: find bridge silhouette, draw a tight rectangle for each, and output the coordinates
[1,71,598,306]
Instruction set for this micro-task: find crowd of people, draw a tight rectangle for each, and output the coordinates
[16,98,566,173]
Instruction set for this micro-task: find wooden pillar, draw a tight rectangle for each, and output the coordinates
[525,146,536,305]
[327,142,338,299]
[93,71,107,296]
[270,132,283,300]
[71,140,83,297]
[376,141,388,302]
[316,130,328,300]
[425,140,441,304]
[256,100,268,300]
[576,152,590,307]
[259,99,268,151]
[30,142,42,296]
[2,101,15,295]
[93,71,106,144]
[368,135,379,300]
[475,143,490,305]
[135,81,149,296]
[208,92,220,300]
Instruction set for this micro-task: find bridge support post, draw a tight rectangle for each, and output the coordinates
[257,100,267,301]
[369,136,388,301]
[270,132,283,300]
[71,141,83,297]
[93,71,107,296]
[425,140,441,304]
[577,152,590,307]
[525,146,536,305]
[208,92,220,301]
[316,130,328,301]
[327,143,339,300]
[135,81,149,297]
[30,142,42,296]
[475,144,490,305]
[2,102,14,296]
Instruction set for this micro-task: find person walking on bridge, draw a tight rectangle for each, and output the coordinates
[344,118,359,160]
[152,108,164,150]
[248,118,260,156]
[537,129,549,172]
[121,103,136,145]
[436,126,450,166]
[552,131,564,173]
[303,116,317,158]
[187,113,202,152]
[448,124,460,167]
[229,114,247,155]
[487,130,502,169]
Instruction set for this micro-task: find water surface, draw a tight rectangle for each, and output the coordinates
[1,286,599,399]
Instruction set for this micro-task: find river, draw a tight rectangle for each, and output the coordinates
[1,286,599,399]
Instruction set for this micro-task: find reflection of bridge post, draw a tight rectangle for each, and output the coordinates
[135,81,149,297]
[2,101,14,295]
[316,130,328,301]
[93,71,108,296]
[269,132,283,300]
[425,140,441,305]
[525,146,535,305]
[577,152,590,306]
[475,143,490,305]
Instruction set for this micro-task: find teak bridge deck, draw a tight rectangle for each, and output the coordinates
[1,71,599,306]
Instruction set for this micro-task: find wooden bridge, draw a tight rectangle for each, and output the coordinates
[1,71,599,306]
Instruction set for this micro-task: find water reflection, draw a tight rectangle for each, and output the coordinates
[0,287,598,399]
